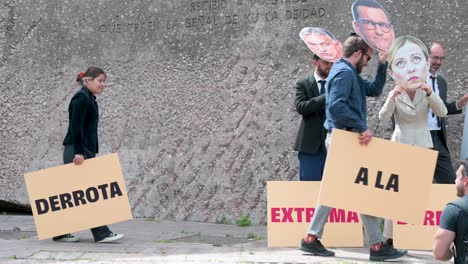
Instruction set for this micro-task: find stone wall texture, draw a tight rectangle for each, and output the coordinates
[0,0,467,224]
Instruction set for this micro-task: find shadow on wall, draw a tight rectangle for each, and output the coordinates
[0,200,32,215]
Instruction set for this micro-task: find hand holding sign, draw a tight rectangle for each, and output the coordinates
[24,153,132,240]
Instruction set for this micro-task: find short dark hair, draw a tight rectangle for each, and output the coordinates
[313,54,320,61]
[76,67,106,86]
[352,0,389,22]
[342,35,370,58]
[459,159,468,177]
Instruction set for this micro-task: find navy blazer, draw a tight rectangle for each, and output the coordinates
[63,87,99,155]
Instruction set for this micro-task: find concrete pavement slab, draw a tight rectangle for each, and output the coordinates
[0,215,448,263]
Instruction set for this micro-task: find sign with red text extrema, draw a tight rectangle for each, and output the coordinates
[267,181,363,247]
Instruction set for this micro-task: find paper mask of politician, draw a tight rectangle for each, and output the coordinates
[352,0,394,54]
[387,35,430,91]
[300,27,343,62]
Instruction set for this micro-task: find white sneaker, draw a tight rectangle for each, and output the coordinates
[96,233,124,243]
[53,234,80,242]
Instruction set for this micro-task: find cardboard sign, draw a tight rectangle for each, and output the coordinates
[267,181,363,247]
[318,129,437,224]
[24,153,132,239]
[394,184,458,250]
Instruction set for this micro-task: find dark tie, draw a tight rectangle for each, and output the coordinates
[430,76,437,93]
[318,80,326,95]
[430,76,440,126]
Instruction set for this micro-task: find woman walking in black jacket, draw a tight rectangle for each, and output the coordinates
[53,67,124,243]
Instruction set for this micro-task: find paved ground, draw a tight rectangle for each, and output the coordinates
[0,215,448,263]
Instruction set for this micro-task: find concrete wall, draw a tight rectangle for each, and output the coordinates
[0,0,466,223]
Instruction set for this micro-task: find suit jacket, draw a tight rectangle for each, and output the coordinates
[294,76,326,154]
[435,75,462,149]
[63,87,99,155]
[379,89,447,148]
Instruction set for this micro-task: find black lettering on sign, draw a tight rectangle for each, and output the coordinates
[354,167,369,186]
[110,181,123,198]
[354,167,399,192]
[59,193,74,209]
[86,187,99,203]
[35,199,49,215]
[34,181,124,215]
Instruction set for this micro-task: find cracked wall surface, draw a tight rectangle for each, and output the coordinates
[0,0,467,223]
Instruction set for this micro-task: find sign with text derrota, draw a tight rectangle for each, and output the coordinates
[267,181,363,247]
[318,129,437,225]
[24,153,132,240]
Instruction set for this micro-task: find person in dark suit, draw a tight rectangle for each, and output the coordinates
[427,43,468,183]
[294,54,333,181]
[53,67,124,243]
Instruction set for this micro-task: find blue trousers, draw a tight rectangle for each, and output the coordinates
[298,147,326,181]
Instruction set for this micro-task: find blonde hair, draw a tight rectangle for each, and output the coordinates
[387,36,428,70]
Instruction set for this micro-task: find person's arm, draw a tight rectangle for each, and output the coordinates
[328,71,367,133]
[294,80,325,116]
[438,78,463,115]
[358,61,388,97]
[433,228,455,261]
[379,86,403,122]
[433,205,457,261]
[425,91,448,117]
[70,94,89,156]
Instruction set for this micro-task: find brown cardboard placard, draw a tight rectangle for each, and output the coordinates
[267,181,363,247]
[394,184,458,250]
[24,153,132,240]
[318,129,437,225]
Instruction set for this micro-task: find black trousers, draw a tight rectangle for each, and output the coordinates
[430,130,456,184]
[53,145,112,242]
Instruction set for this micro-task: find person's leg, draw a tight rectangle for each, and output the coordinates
[300,205,334,256]
[298,148,326,181]
[53,145,80,242]
[307,205,332,238]
[361,214,407,261]
[431,132,455,184]
[383,219,393,246]
[92,225,124,243]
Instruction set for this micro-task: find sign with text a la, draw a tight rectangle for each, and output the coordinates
[394,184,458,250]
[318,129,437,225]
[24,153,133,240]
[267,181,364,247]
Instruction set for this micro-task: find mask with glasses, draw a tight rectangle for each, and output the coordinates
[357,19,392,33]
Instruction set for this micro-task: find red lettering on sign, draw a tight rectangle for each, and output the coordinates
[329,209,345,223]
[281,207,294,222]
[269,207,359,223]
[347,211,359,223]
[305,208,315,222]
[271,208,280,222]
[424,211,435,226]
[294,208,304,222]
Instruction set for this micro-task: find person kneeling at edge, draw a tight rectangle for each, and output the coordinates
[53,67,124,243]
[299,34,407,261]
